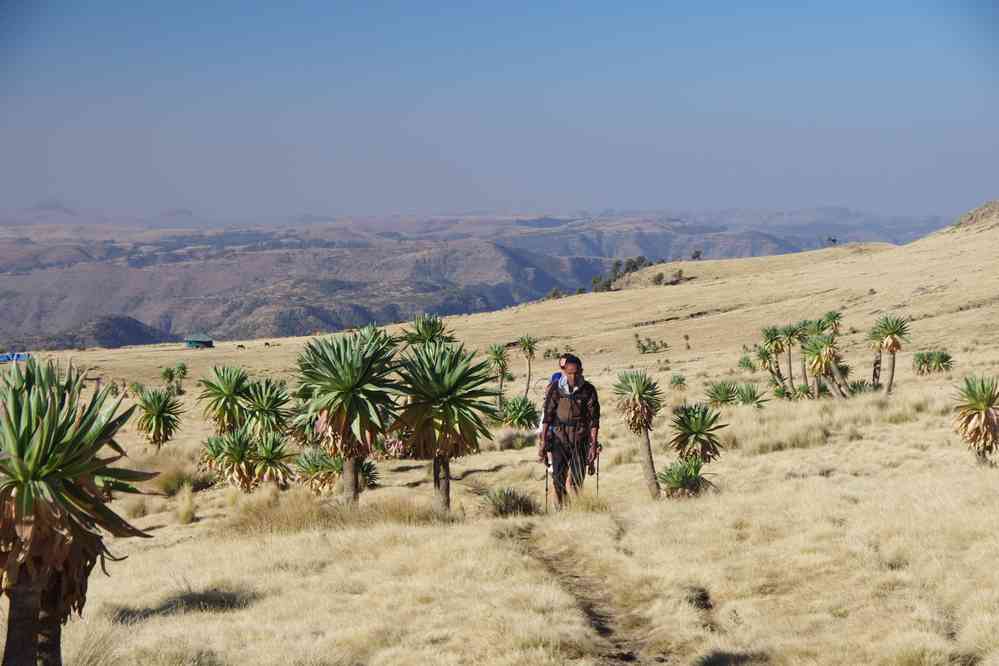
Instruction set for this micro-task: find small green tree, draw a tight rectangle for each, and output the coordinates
[393,342,496,511]
[135,388,184,450]
[669,403,726,463]
[242,378,292,437]
[486,343,510,408]
[401,314,456,347]
[296,333,399,504]
[953,376,999,463]
[802,335,848,399]
[670,374,687,391]
[760,327,788,392]
[872,314,910,395]
[0,360,155,665]
[517,335,538,398]
[822,310,843,336]
[613,371,664,499]
[197,366,251,434]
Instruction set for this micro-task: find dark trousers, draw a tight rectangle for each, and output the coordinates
[549,437,588,502]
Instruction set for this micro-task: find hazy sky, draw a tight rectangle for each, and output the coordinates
[2,1,996,218]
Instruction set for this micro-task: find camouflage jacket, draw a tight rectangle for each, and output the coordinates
[542,378,600,446]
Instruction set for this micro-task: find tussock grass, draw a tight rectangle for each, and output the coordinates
[175,483,197,524]
[487,426,537,451]
[121,495,149,519]
[149,459,214,497]
[565,490,610,513]
[470,484,540,517]
[608,445,639,466]
[719,401,835,454]
[223,487,457,536]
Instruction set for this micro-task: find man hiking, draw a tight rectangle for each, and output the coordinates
[538,354,600,507]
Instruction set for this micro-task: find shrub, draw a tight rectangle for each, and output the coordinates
[658,457,714,498]
[705,381,738,407]
[670,374,687,391]
[501,396,540,430]
[737,355,756,372]
[914,350,954,375]
[670,403,726,462]
[471,485,540,517]
[294,447,340,494]
[253,432,294,488]
[293,448,379,494]
[634,333,670,354]
[930,351,954,373]
[652,272,665,285]
[792,383,812,400]
[735,383,768,408]
[848,380,877,395]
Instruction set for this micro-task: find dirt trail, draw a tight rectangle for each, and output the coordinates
[499,522,666,664]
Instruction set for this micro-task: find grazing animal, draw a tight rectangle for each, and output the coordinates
[237,344,246,349]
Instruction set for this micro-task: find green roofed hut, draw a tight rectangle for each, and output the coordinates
[185,334,214,349]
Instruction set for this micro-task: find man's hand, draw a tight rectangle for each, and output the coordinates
[586,443,600,465]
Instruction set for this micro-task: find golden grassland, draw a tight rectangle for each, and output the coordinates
[17,218,999,664]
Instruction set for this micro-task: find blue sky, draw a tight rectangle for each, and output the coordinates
[2,1,996,218]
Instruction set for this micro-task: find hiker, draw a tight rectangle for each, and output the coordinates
[535,354,569,441]
[538,354,601,507]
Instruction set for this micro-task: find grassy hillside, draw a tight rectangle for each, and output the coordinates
[24,202,999,665]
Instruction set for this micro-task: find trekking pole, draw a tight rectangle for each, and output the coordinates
[544,457,549,513]
[596,449,600,497]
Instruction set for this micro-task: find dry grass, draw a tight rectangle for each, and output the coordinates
[175,484,197,525]
[41,220,999,664]
[223,486,457,537]
[148,458,214,497]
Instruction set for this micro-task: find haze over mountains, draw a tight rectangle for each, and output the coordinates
[0,203,951,349]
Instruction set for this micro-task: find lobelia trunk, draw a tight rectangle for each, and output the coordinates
[341,455,360,505]
[830,361,850,398]
[872,350,883,387]
[786,347,795,387]
[497,375,504,409]
[3,574,42,666]
[886,352,897,395]
[812,374,820,400]
[800,354,808,391]
[771,364,789,395]
[36,577,63,666]
[822,375,844,399]
[639,429,661,499]
[432,456,451,512]
[524,358,532,399]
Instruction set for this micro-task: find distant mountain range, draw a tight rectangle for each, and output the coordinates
[0,205,951,349]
